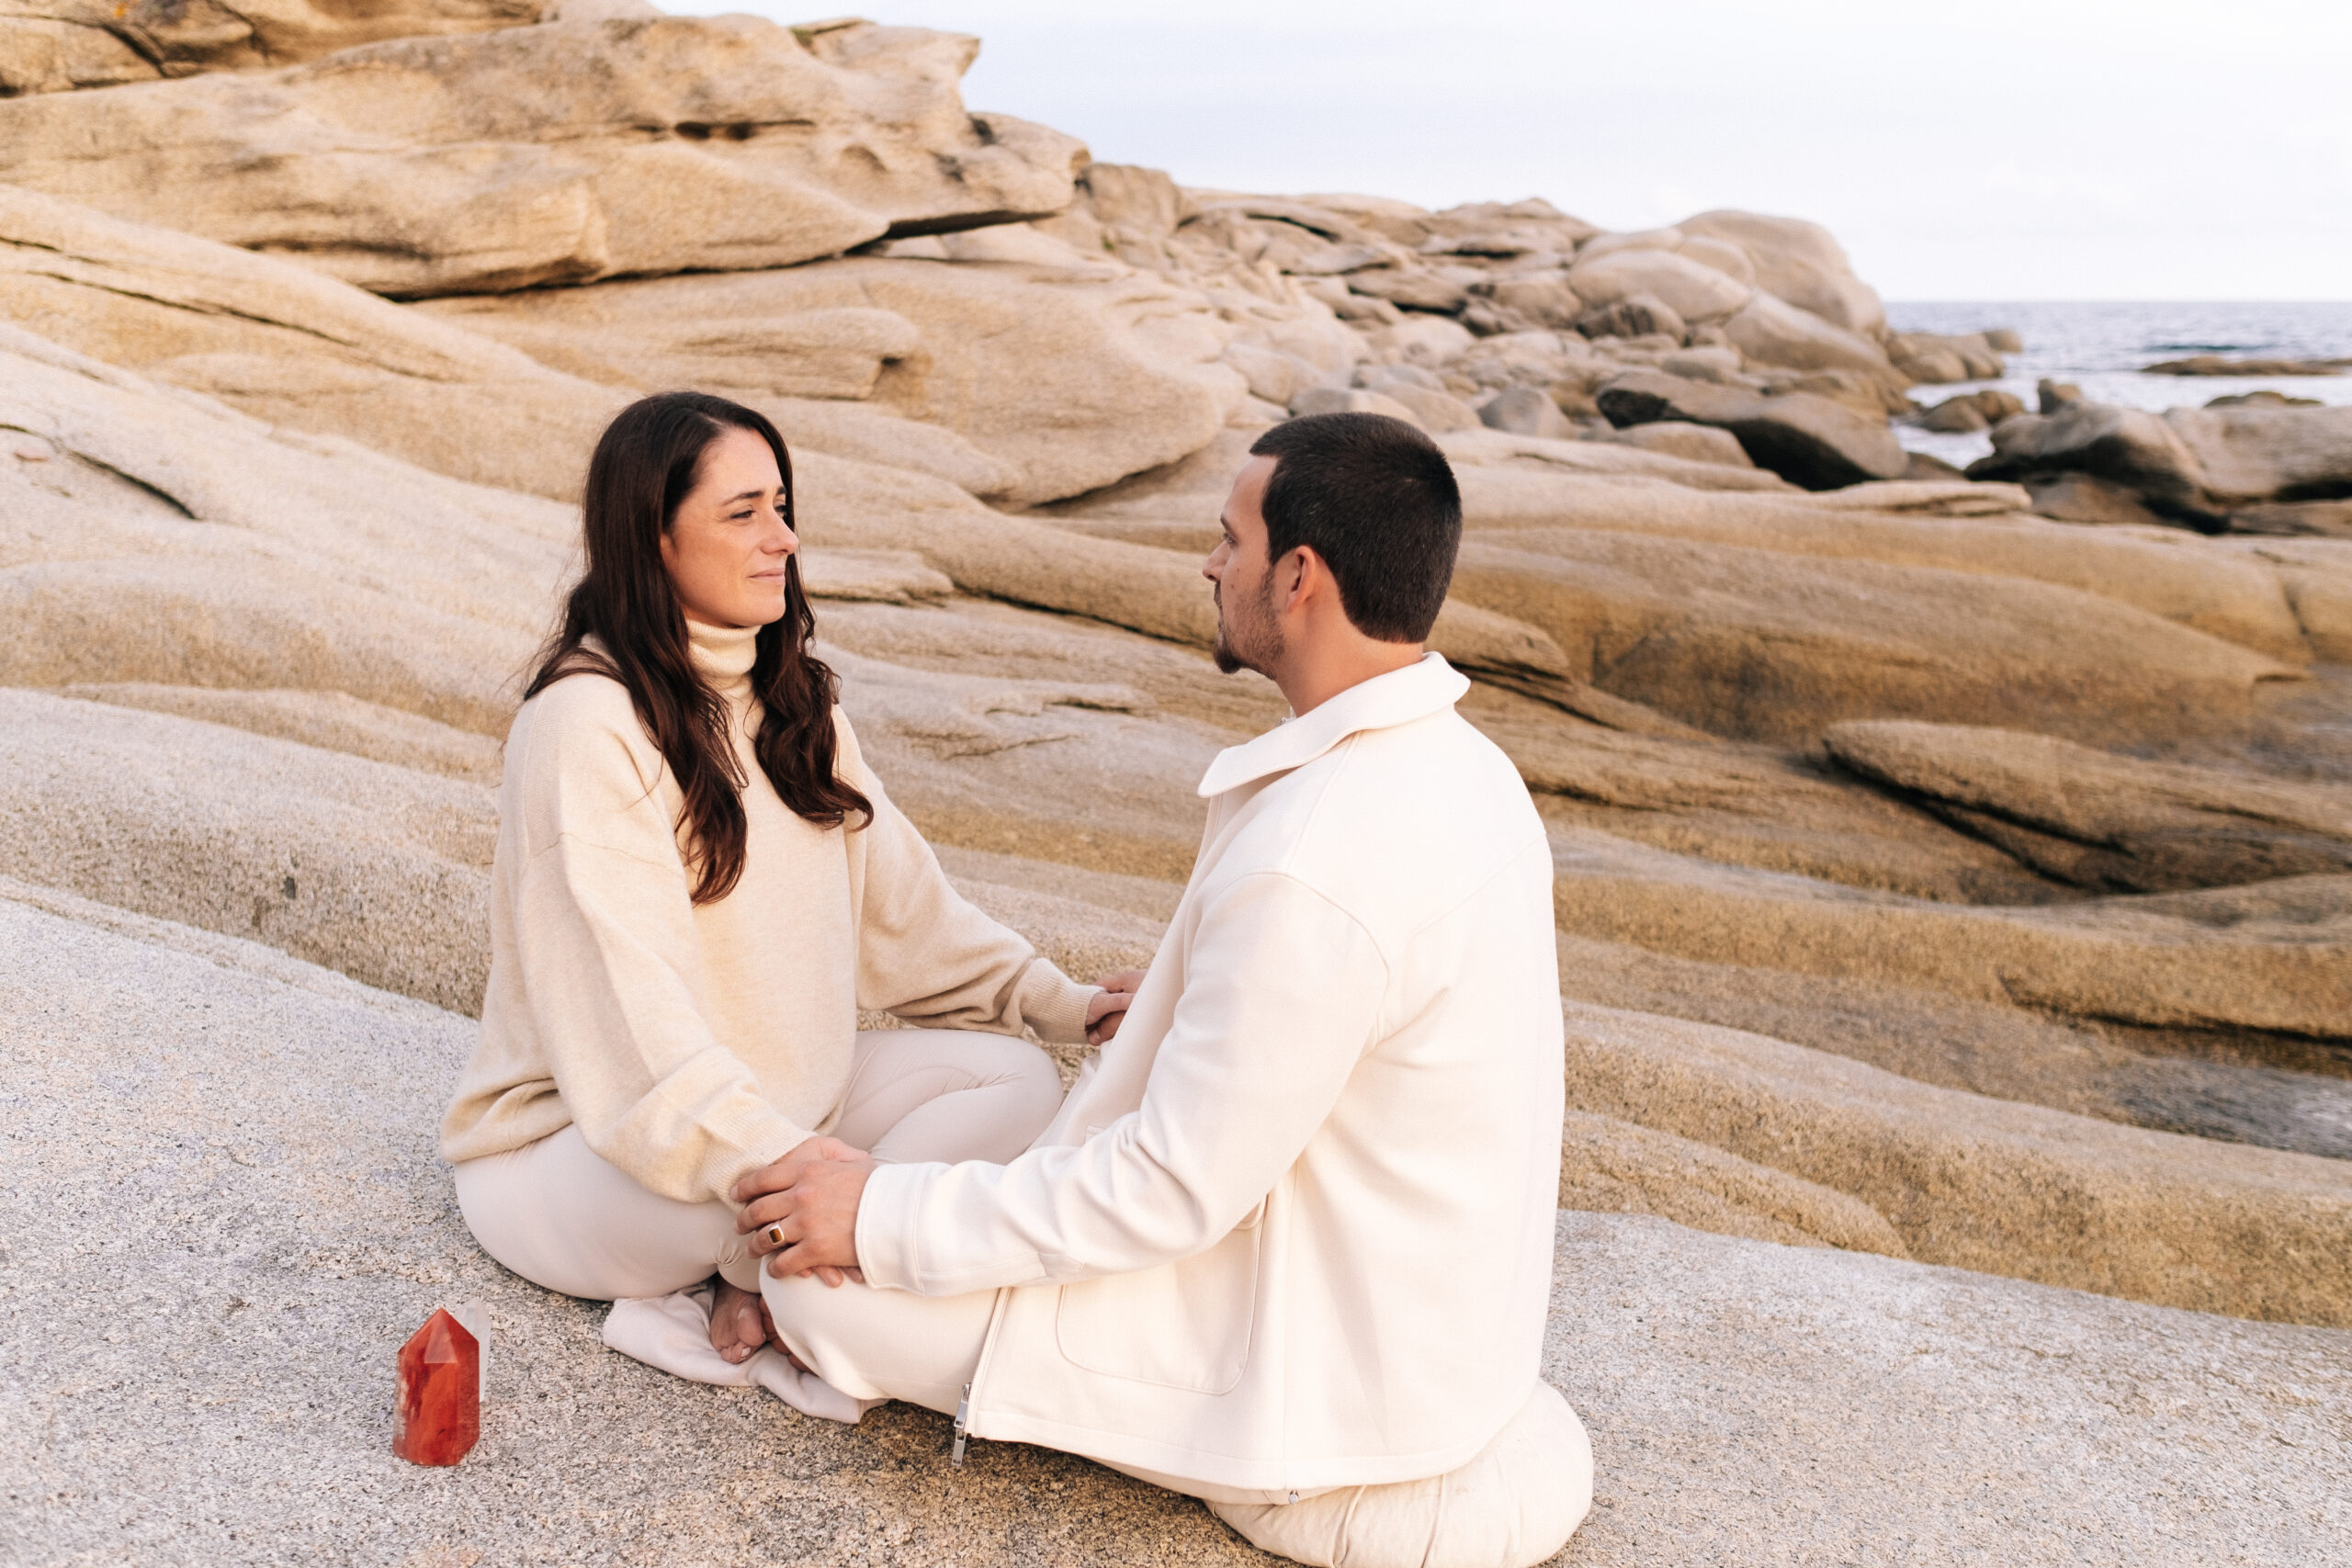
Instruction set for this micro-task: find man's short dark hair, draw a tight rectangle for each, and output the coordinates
[1248,412,1463,642]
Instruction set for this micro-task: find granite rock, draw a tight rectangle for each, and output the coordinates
[1,886,2344,1567]
[0,17,1086,297]
[0,0,542,96]
[1597,369,1907,489]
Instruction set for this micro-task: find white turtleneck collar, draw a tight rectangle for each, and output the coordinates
[686,618,760,710]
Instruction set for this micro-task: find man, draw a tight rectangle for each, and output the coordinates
[737,412,1587,1562]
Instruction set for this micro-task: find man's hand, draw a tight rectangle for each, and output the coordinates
[1086,966,1148,1046]
[732,1136,869,1287]
[735,1146,877,1283]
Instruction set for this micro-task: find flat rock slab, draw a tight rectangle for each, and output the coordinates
[3,884,2346,1566]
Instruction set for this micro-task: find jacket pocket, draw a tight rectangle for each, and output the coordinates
[1053,1219,1262,1395]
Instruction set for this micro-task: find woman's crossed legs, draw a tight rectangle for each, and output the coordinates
[453,1027,1062,1355]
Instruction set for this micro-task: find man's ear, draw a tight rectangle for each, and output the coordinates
[1275,546,1317,613]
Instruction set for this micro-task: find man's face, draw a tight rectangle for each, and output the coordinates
[1204,456,1283,677]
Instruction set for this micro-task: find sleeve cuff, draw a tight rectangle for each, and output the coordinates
[703,1113,813,1209]
[854,1160,933,1292]
[1018,962,1101,1045]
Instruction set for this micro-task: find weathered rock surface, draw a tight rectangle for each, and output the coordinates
[1451,528,2299,746]
[417,254,1245,504]
[0,688,494,1010]
[0,17,1086,297]
[1444,461,2322,662]
[0,323,569,732]
[1554,931,2352,1160]
[1825,720,2352,893]
[5,886,2347,1568]
[2144,354,2352,376]
[1584,418,1752,468]
[1477,384,1576,439]
[1566,246,1750,324]
[1914,387,2025,433]
[0,181,624,499]
[1717,288,1894,378]
[1973,399,2352,525]
[8,17,2351,1552]
[2233,497,2352,539]
[1557,1108,1911,1256]
[0,0,543,96]
[1550,825,2352,1042]
[1561,999,2352,1325]
[1886,329,2008,384]
[1676,209,1887,337]
[1598,369,1907,489]
[51,682,504,782]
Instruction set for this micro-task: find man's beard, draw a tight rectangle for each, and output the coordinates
[1212,575,1280,676]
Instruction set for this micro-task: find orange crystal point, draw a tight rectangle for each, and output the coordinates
[393,1308,481,1466]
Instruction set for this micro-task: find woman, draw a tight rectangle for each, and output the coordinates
[443,391,1129,1363]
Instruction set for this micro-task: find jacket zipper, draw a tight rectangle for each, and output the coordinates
[947,1287,1015,1469]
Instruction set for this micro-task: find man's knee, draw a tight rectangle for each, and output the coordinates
[760,1272,989,1415]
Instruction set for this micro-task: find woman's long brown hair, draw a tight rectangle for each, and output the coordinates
[526,391,871,904]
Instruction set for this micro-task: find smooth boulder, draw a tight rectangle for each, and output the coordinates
[8,884,2343,1565]
[1450,529,2299,747]
[1566,247,1750,324]
[1560,998,2352,1325]
[0,16,1085,297]
[1598,369,1907,489]
[418,254,1245,505]
[0,182,623,500]
[1973,400,2352,525]
[1676,210,1887,337]
[1718,288,1897,379]
[1823,720,2352,893]
[0,0,542,96]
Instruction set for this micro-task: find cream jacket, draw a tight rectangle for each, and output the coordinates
[855,654,1565,1493]
[442,622,1096,1204]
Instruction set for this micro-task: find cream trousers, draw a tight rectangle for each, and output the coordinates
[762,1269,1325,1506]
[453,1028,1062,1299]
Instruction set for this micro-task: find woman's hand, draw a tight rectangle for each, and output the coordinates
[1086,967,1148,1045]
[732,1136,868,1287]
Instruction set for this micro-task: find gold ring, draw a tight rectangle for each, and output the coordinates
[762,1223,787,1247]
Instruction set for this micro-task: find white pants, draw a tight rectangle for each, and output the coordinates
[762,1268,1327,1506]
[454,1028,1062,1299]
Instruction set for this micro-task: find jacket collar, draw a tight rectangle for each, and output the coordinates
[1196,652,1469,799]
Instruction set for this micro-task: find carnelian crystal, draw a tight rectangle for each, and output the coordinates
[393,1307,480,1465]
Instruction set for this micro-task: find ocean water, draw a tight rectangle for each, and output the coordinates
[1883,300,2352,468]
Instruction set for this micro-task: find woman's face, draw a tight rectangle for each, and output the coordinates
[661,426,797,629]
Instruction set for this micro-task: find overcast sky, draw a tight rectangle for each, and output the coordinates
[671,1,2352,301]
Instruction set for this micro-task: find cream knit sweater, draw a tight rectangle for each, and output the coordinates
[442,621,1097,1204]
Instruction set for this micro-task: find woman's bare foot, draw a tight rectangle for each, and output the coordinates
[708,1275,767,1365]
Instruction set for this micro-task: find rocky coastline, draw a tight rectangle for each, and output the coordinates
[2,5,2347,1563]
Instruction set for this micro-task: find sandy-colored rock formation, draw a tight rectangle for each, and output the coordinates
[0,181,624,499]
[0,0,542,96]
[6,7,2350,1557]
[416,254,1247,505]
[1561,1000,2352,1325]
[5,881,2346,1566]
[0,17,1085,296]
[1597,369,1906,489]
[1975,398,2352,527]
[1550,825,2352,1040]
[1451,528,2299,746]
[1824,720,2352,892]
